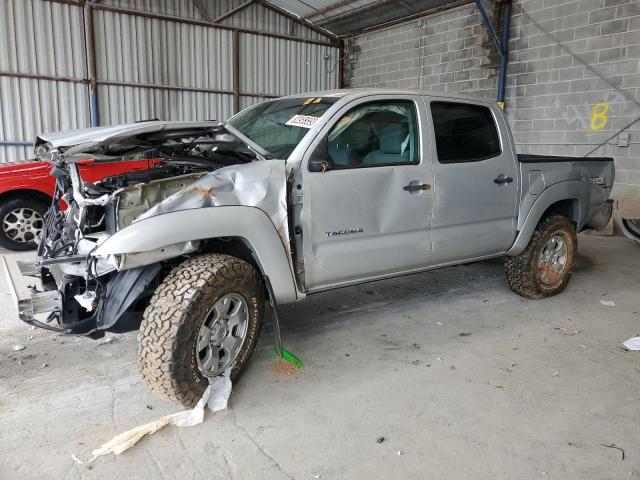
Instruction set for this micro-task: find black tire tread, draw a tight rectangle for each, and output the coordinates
[505,215,576,299]
[138,254,263,407]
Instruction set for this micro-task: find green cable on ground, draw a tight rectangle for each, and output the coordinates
[275,347,304,368]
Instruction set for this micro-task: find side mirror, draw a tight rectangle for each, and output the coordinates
[308,137,331,172]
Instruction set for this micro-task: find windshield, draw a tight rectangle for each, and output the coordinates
[227,97,339,159]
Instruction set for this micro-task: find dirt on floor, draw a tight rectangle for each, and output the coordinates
[1,235,640,480]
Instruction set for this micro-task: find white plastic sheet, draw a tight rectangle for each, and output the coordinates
[623,337,640,351]
[72,374,232,464]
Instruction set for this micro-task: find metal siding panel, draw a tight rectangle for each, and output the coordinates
[99,0,201,19]
[0,146,31,163]
[97,85,233,124]
[220,3,326,41]
[0,77,90,163]
[0,0,334,163]
[94,10,232,91]
[0,0,86,77]
[240,33,338,97]
[239,95,269,111]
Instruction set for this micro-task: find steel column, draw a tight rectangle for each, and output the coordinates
[84,2,99,126]
[338,40,345,88]
[233,30,241,114]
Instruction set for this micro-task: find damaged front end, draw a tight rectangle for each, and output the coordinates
[3,120,288,335]
[4,160,200,334]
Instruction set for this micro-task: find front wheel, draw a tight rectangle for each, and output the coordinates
[138,254,264,407]
[505,215,577,299]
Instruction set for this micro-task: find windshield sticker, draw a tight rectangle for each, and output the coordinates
[286,114,320,129]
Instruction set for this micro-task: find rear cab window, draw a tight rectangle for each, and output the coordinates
[430,101,501,164]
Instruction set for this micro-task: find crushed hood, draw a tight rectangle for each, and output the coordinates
[34,121,222,161]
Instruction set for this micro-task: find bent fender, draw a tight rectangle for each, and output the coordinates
[93,206,299,304]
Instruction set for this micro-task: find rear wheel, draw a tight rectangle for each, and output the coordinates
[0,197,47,251]
[505,215,577,299]
[138,254,264,407]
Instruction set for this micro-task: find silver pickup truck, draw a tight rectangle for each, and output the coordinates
[3,88,614,406]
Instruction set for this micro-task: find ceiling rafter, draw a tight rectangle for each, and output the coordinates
[256,0,339,41]
[214,0,256,23]
[302,0,360,21]
[192,0,213,22]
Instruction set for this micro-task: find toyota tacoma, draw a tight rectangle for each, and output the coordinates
[3,89,614,406]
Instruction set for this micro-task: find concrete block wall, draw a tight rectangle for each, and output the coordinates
[344,0,640,208]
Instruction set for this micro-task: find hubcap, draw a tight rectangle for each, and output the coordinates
[538,235,567,285]
[196,293,249,377]
[3,207,44,243]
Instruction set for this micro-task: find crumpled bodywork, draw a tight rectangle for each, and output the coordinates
[134,160,290,247]
[94,160,291,272]
[35,121,222,161]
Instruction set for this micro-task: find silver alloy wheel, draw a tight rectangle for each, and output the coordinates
[3,207,44,243]
[196,293,249,377]
[538,235,567,285]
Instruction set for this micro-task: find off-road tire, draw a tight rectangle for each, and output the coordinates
[138,254,264,407]
[505,215,577,299]
[0,197,48,251]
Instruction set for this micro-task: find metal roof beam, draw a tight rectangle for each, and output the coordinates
[327,0,474,36]
[192,0,213,22]
[302,0,360,21]
[43,0,337,47]
[214,0,255,23]
[255,0,340,42]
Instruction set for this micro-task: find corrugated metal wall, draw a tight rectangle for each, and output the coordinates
[0,0,339,162]
[0,0,89,162]
[241,34,339,96]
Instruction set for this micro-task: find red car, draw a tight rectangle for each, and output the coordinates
[0,158,157,251]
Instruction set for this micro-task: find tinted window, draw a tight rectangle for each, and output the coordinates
[431,102,501,163]
[319,101,419,169]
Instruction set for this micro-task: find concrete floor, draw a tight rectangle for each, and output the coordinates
[0,234,639,480]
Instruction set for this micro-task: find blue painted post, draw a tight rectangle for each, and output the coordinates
[497,1,512,110]
[90,89,99,127]
[475,0,511,110]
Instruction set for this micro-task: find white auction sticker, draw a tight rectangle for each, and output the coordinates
[285,114,319,128]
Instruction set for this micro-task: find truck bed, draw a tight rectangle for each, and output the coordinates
[518,154,614,163]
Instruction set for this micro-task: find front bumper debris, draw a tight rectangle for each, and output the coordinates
[2,256,63,331]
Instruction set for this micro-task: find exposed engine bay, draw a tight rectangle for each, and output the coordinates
[31,123,267,335]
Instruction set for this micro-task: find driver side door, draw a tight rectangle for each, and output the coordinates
[300,96,434,291]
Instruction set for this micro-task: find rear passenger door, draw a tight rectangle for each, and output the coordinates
[426,99,519,264]
[301,96,434,290]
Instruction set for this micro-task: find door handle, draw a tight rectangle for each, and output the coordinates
[493,175,513,185]
[403,183,431,192]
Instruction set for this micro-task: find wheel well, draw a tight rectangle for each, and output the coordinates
[0,189,52,206]
[541,199,580,227]
[200,237,263,275]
